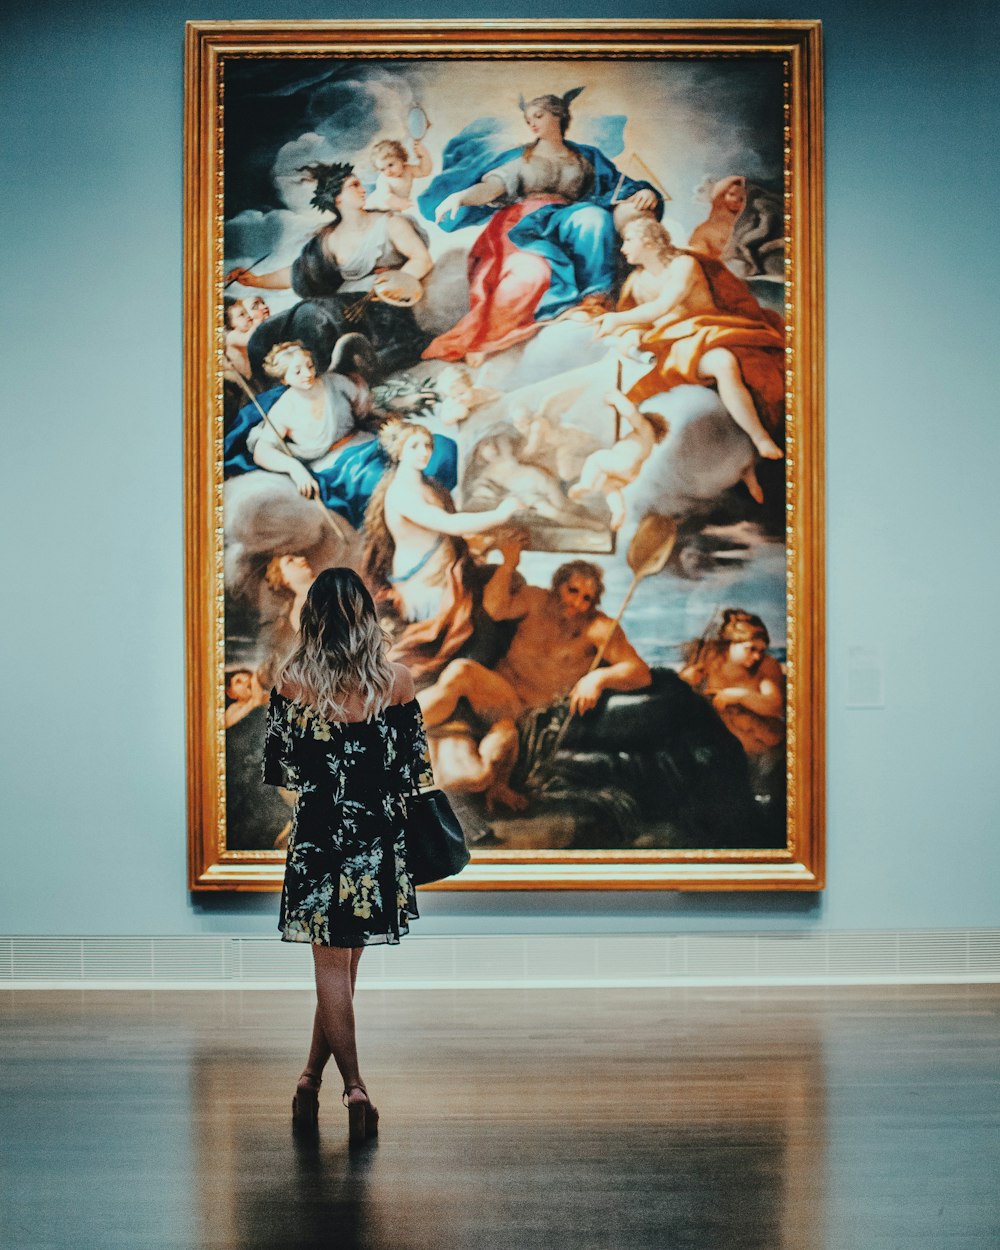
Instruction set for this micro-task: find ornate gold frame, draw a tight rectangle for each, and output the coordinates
[185,20,825,892]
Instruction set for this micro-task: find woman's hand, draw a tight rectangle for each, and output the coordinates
[624,189,658,213]
[226,266,256,287]
[713,686,750,710]
[495,495,526,521]
[287,461,318,499]
[435,191,465,225]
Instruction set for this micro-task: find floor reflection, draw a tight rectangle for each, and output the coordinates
[191,994,825,1250]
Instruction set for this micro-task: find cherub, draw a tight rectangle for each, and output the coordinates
[366,138,433,212]
[509,401,600,484]
[224,297,254,380]
[464,428,607,533]
[435,364,501,426]
[568,389,668,531]
[243,294,271,326]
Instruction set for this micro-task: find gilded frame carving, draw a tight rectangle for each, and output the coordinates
[185,20,825,891]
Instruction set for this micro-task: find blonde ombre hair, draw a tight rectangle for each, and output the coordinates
[275,567,395,720]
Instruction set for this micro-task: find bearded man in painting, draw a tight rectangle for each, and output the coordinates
[417,535,651,811]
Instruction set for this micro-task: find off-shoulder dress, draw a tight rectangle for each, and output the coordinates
[262,691,433,947]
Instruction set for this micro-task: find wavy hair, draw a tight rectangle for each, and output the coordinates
[275,567,396,720]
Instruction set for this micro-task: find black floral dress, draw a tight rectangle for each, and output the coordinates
[262,691,433,947]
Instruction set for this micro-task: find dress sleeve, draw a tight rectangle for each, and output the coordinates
[481,157,521,201]
[261,693,295,787]
[401,701,436,795]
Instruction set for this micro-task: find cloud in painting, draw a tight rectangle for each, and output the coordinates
[307,67,419,158]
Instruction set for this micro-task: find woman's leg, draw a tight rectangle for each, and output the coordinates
[350,947,364,998]
[698,348,782,458]
[310,945,366,1099]
[299,1007,332,1089]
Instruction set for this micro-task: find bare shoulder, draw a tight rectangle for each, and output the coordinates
[669,253,700,279]
[759,655,785,683]
[520,584,550,612]
[589,611,618,640]
[387,212,421,244]
[390,663,416,705]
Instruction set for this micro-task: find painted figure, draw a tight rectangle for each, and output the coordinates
[689,175,784,278]
[418,538,651,809]
[225,665,269,729]
[688,175,747,260]
[244,294,271,325]
[248,342,374,499]
[365,421,524,626]
[224,297,254,381]
[227,164,433,376]
[420,89,661,362]
[366,137,433,211]
[434,365,501,427]
[568,389,669,531]
[594,217,785,493]
[679,609,785,761]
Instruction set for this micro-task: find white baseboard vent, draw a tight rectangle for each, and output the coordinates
[1,930,998,989]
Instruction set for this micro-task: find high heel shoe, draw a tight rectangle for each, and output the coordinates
[292,1080,320,1127]
[343,1085,379,1144]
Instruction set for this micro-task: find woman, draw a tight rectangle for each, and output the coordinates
[261,567,432,1143]
[421,90,660,362]
[679,609,785,760]
[364,420,524,680]
[227,163,433,378]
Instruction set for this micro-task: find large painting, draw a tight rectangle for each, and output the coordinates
[185,21,825,890]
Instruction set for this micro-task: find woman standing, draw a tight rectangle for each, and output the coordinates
[261,567,433,1142]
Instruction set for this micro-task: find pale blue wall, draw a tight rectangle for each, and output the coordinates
[2,1,997,937]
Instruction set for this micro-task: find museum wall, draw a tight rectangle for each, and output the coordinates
[2,0,997,941]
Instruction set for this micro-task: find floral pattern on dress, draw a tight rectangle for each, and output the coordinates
[262,691,432,947]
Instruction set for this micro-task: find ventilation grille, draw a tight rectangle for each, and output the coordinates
[0,931,997,988]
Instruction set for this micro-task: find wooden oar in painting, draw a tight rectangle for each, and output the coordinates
[526,511,678,787]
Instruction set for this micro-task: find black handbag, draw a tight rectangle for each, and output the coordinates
[404,789,471,886]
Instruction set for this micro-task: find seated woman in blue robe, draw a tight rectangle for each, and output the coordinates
[224,340,457,531]
[419,89,662,363]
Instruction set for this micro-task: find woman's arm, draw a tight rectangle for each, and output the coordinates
[250,433,320,499]
[435,175,506,224]
[395,488,523,537]
[595,257,699,334]
[225,265,293,290]
[714,667,785,719]
[386,214,433,280]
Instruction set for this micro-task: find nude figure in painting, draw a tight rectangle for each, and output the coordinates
[417,537,651,810]
[567,389,668,531]
[594,217,784,500]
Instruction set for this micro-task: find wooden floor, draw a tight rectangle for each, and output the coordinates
[1,984,998,1249]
